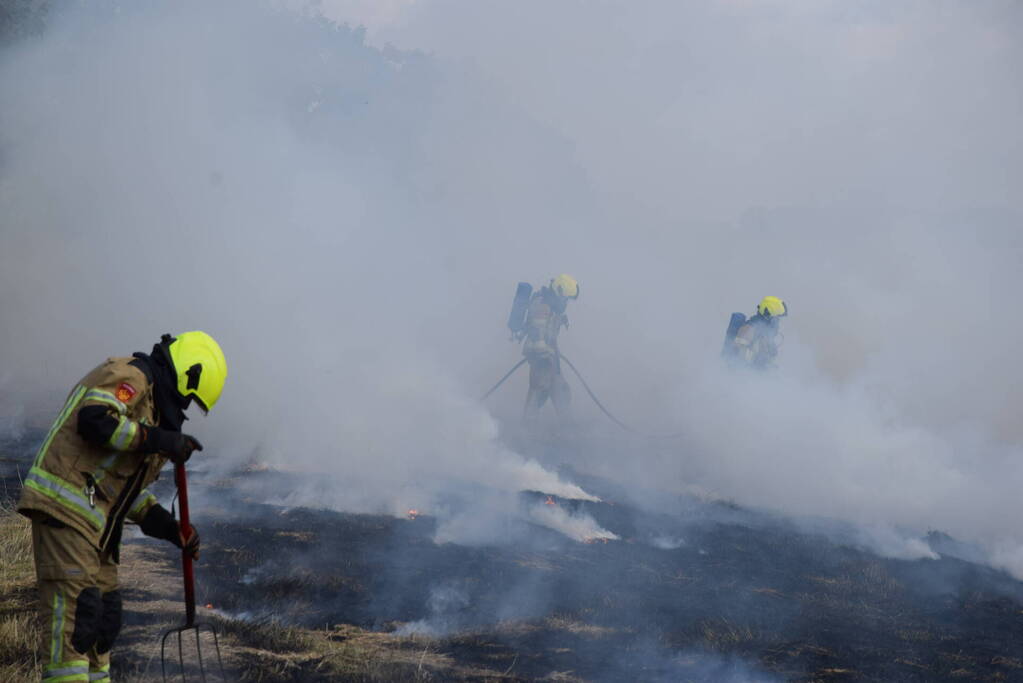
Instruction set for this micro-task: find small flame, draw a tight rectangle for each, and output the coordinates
[407,509,420,520]
[205,603,213,609]
[545,496,557,506]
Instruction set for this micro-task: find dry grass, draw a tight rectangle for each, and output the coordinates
[542,615,616,638]
[0,500,41,682]
[217,621,499,682]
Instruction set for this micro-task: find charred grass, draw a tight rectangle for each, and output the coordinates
[191,482,1023,682]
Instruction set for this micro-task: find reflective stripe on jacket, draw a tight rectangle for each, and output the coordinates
[733,318,779,368]
[18,357,167,553]
[521,289,567,359]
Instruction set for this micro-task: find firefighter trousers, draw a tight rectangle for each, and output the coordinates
[524,355,571,419]
[32,518,119,682]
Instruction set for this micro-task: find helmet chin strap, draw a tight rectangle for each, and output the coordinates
[150,335,190,429]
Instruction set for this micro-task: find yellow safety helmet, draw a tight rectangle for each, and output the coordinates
[166,331,228,412]
[551,274,580,299]
[757,296,788,318]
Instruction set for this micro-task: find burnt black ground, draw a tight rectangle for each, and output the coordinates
[4,430,1023,681]
[194,492,1023,681]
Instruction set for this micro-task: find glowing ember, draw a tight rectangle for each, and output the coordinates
[407,509,420,520]
[545,496,557,506]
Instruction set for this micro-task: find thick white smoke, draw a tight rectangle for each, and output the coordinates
[1,1,1022,570]
[0,0,610,542]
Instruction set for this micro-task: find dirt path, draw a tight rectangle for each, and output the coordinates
[113,537,234,681]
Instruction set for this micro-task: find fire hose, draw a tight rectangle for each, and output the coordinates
[480,358,528,401]
[481,354,683,439]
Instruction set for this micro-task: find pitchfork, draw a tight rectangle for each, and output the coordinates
[161,462,226,682]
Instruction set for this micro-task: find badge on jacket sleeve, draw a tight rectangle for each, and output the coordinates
[116,383,137,402]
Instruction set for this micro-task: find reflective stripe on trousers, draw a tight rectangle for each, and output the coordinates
[50,588,66,665]
[42,660,89,682]
[88,664,111,681]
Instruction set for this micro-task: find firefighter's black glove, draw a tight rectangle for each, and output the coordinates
[178,524,201,561]
[141,427,203,464]
[169,434,202,464]
[139,505,200,560]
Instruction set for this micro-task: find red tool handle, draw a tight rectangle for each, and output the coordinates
[174,462,196,626]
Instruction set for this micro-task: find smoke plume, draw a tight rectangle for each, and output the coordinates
[1,0,1022,578]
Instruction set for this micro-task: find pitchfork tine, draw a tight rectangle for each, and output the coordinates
[160,463,226,682]
[195,624,207,682]
[178,629,185,682]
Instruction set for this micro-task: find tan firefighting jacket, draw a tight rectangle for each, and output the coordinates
[18,357,166,553]
[734,320,780,368]
[521,291,567,360]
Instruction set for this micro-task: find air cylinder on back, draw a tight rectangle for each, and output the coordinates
[507,282,533,336]
[721,312,747,359]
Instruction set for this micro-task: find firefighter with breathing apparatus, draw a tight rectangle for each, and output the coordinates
[507,274,579,419]
[17,331,226,683]
[722,296,788,369]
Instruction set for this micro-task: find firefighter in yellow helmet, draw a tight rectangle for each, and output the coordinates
[723,296,787,370]
[520,275,579,419]
[17,332,226,683]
